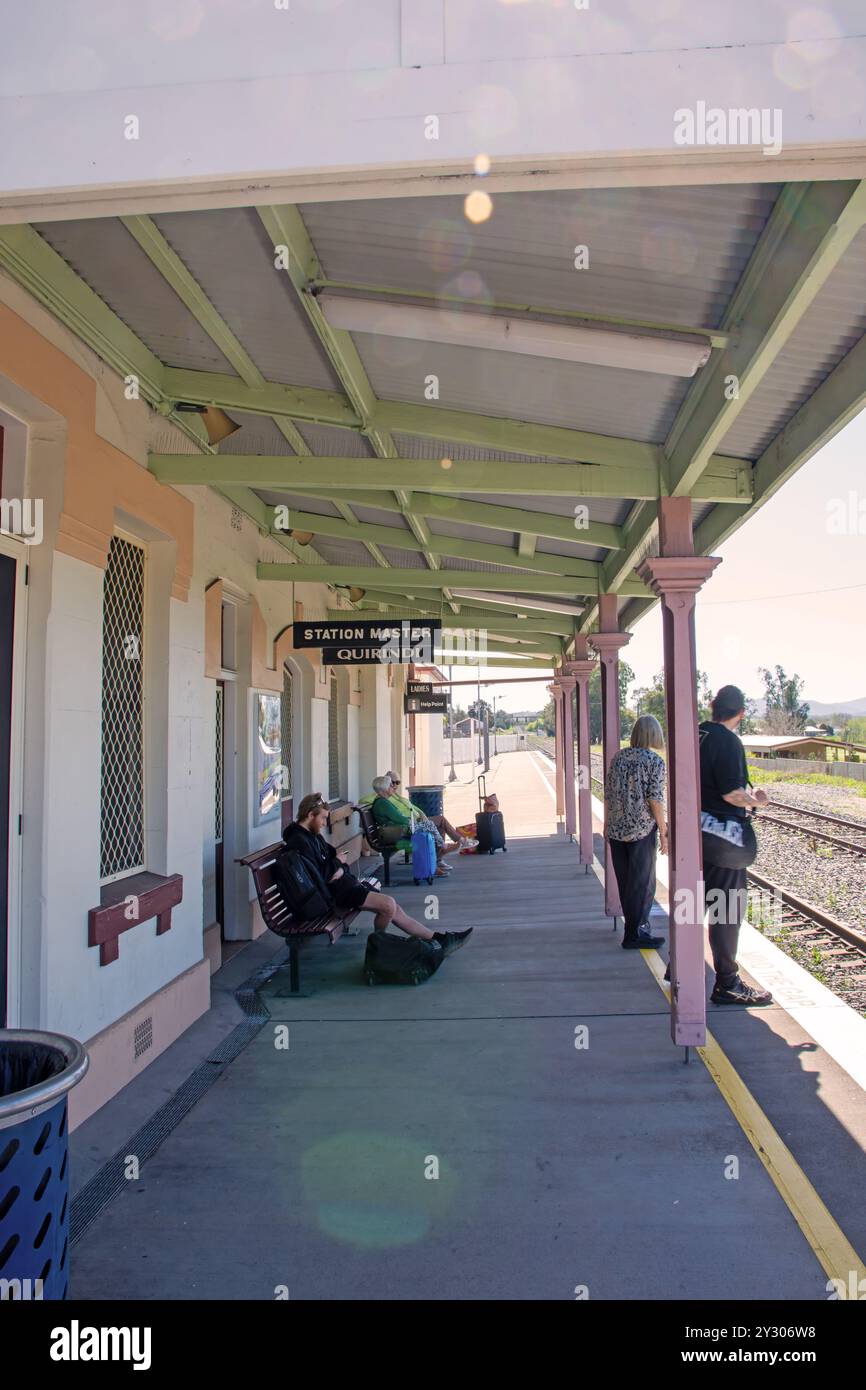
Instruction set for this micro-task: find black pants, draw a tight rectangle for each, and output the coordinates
[704,863,747,990]
[609,828,657,940]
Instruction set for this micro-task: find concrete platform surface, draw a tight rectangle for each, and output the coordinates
[68,764,862,1300]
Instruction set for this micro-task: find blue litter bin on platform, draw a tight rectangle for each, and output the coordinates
[0,1030,89,1300]
[408,785,445,819]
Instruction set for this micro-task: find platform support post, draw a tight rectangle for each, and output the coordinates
[638,497,721,1050]
[567,636,597,869]
[555,670,577,840]
[549,682,566,823]
[589,596,630,919]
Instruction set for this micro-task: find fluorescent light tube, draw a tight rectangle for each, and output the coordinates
[317,293,712,378]
[450,591,585,616]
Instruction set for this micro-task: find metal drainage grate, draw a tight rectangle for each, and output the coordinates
[70,951,285,1247]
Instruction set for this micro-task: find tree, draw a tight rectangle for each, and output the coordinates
[759,665,809,734]
[630,668,714,737]
[587,660,635,743]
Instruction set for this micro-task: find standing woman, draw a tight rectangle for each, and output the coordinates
[604,715,668,950]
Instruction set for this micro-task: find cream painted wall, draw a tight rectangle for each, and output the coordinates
[310,696,329,794]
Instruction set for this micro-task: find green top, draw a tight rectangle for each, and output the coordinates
[388,790,415,818]
[371,794,411,829]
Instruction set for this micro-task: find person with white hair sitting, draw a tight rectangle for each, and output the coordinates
[369,774,460,878]
[383,770,476,850]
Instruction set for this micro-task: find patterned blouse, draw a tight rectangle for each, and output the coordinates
[605,747,666,842]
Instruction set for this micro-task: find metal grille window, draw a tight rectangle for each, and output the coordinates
[328,672,341,801]
[280,666,293,801]
[214,683,224,843]
[100,533,145,882]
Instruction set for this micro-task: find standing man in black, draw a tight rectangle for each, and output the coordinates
[699,686,773,1007]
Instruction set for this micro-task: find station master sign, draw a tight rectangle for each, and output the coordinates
[293,619,441,666]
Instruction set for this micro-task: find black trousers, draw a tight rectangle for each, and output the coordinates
[609,828,657,939]
[704,863,748,990]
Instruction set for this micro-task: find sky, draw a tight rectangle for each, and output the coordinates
[447,406,866,716]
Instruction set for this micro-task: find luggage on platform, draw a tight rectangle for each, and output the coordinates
[363,931,443,986]
[475,775,507,855]
[411,826,437,884]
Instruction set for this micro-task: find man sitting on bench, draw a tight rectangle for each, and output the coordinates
[384,771,476,850]
[284,793,471,955]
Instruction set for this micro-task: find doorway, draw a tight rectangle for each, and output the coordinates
[214,680,225,937]
[0,533,26,1027]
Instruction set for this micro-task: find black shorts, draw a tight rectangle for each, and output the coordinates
[330,873,371,913]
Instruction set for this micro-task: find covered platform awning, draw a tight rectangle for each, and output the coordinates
[2,175,865,1046]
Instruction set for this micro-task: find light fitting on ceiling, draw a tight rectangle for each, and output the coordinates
[316,293,712,378]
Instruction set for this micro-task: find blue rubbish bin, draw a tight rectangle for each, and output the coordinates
[0,1030,89,1301]
[408,785,445,819]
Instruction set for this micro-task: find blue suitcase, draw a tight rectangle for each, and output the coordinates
[411,828,437,885]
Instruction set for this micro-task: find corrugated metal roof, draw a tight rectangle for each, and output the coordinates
[296,422,374,456]
[34,218,238,373]
[347,505,413,530]
[309,537,377,567]
[440,556,544,575]
[717,226,866,460]
[358,338,686,442]
[219,410,297,455]
[151,209,340,391]
[391,432,569,464]
[428,516,517,548]
[254,491,343,519]
[377,547,430,570]
[461,494,633,525]
[535,535,608,563]
[300,184,778,329]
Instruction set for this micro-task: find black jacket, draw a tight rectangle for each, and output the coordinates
[281,821,339,887]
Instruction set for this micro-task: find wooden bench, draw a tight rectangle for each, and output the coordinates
[355,804,411,887]
[238,841,360,994]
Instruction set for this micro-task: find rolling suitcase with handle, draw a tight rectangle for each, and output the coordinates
[475,775,507,854]
[411,825,437,884]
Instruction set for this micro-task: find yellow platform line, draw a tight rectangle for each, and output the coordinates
[641,948,866,1290]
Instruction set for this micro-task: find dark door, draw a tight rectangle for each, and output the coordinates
[0,550,15,1026]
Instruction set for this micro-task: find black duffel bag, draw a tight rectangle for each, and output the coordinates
[700,811,758,870]
[363,931,442,986]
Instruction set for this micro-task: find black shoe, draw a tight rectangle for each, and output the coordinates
[663,965,671,982]
[637,925,666,947]
[622,935,663,950]
[434,928,473,957]
[710,979,773,1007]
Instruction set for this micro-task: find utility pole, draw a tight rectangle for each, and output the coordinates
[448,664,457,782]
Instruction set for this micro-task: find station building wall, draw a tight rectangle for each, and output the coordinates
[0,274,411,1127]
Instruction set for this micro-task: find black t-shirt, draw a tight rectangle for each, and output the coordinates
[698,721,749,821]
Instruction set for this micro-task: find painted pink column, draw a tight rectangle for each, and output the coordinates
[567,638,597,868]
[638,498,721,1048]
[549,683,565,821]
[589,600,630,919]
[557,672,578,839]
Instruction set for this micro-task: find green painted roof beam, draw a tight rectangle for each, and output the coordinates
[666,180,866,498]
[281,488,623,550]
[158,366,752,475]
[326,613,573,636]
[151,452,750,502]
[162,366,359,427]
[272,509,604,577]
[258,564,651,598]
[341,602,575,634]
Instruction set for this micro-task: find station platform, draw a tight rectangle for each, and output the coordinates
[69,752,866,1300]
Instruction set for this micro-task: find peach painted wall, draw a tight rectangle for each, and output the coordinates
[0,301,193,596]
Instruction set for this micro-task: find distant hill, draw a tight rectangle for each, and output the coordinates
[805,696,866,717]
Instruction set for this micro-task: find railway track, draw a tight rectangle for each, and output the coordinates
[760,800,866,856]
[746,868,866,1014]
